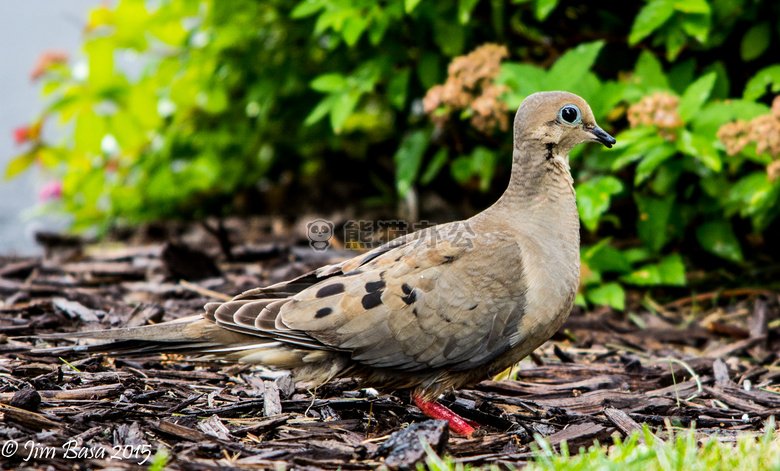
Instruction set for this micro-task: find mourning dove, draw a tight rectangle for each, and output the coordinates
[39,91,615,435]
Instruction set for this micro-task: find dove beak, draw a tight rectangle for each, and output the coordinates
[588,125,616,148]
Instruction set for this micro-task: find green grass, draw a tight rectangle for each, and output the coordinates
[147,447,169,471]
[421,419,780,471]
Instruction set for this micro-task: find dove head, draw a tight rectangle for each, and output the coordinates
[513,91,615,154]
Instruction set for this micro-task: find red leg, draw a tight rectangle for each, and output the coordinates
[412,395,477,436]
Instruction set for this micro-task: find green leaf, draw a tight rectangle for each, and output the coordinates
[635,144,676,185]
[583,240,633,274]
[632,50,670,91]
[394,130,430,196]
[330,92,360,133]
[695,220,743,263]
[548,41,604,90]
[649,160,684,195]
[534,0,559,21]
[657,254,686,285]
[743,65,780,100]
[303,95,334,126]
[498,63,547,104]
[341,15,368,46]
[458,0,481,24]
[451,155,473,183]
[680,13,710,43]
[702,61,730,100]
[74,111,106,154]
[310,73,348,92]
[313,9,342,36]
[673,0,710,14]
[199,88,228,114]
[623,247,653,264]
[676,129,721,171]
[727,172,771,213]
[4,151,37,179]
[635,193,676,252]
[471,147,496,191]
[576,176,624,232]
[449,147,497,191]
[404,0,423,14]
[417,52,441,89]
[420,148,448,185]
[726,171,780,231]
[741,22,771,62]
[678,72,716,123]
[668,58,695,95]
[388,68,411,110]
[586,282,626,310]
[664,27,687,61]
[434,21,465,56]
[84,37,115,88]
[629,0,675,45]
[611,128,665,170]
[621,254,686,286]
[368,8,392,45]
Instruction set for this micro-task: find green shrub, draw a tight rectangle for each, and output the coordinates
[8,0,780,309]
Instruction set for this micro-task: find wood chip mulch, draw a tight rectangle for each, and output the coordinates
[0,223,778,470]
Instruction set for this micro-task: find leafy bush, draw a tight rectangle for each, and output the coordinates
[8,0,780,309]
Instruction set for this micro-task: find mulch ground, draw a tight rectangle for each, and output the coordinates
[0,218,778,470]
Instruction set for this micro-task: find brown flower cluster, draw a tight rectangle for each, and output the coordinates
[422,44,509,134]
[717,119,751,156]
[626,93,682,140]
[767,160,780,182]
[718,96,780,181]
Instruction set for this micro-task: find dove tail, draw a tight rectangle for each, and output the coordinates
[30,315,348,384]
[32,315,281,359]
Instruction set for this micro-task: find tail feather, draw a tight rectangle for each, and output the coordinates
[29,316,277,358]
[26,264,354,383]
[34,315,205,342]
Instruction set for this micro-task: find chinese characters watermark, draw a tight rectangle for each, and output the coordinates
[306,219,476,251]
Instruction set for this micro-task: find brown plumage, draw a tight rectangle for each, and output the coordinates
[37,91,615,435]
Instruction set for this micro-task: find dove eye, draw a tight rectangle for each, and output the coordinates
[558,105,581,125]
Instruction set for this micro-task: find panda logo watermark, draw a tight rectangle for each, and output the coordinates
[307,219,334,251]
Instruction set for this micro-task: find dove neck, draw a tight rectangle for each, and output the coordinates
[491,145,577,216]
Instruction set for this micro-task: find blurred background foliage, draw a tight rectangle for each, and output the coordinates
[7,0,780,309]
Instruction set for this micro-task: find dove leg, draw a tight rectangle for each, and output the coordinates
[412,395,477,436]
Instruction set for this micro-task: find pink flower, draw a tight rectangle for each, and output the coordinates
[38,180,63,201]
[13,122,41,145]
[30,50,68,81]
[13,126,30,145]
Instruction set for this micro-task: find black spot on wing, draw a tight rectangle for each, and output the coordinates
[315,307,333,318]
[361,290,383,310]
[316,283,345,298]
[401,283,417,305]
[365,280,385,293]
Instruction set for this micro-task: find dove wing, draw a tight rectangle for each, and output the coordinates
[276,226,529,373]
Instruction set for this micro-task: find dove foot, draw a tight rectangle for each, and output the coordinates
[412,395,477,436]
